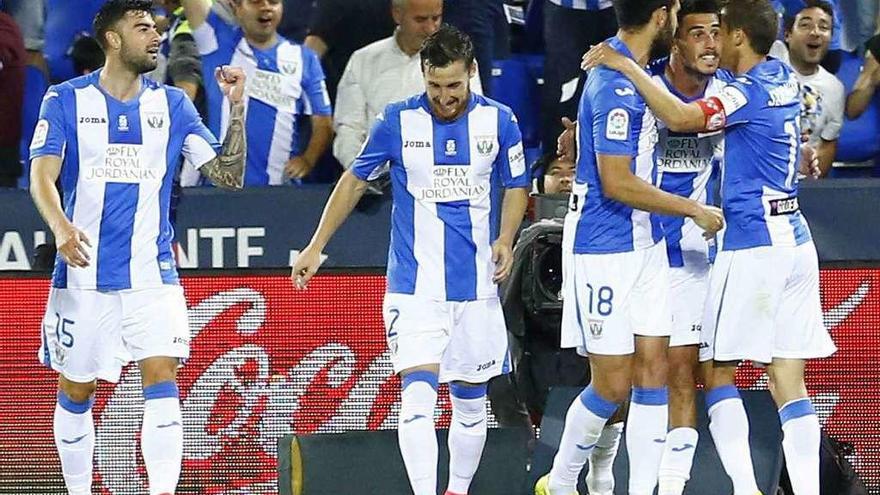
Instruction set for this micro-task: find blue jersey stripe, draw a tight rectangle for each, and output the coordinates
[53,91,82,289]
[244,100,279,185]
[387,165,417,294]
[434,112,477,301]
[97,183,139,289]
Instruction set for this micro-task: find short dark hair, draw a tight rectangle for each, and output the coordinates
[93,0,153,49]
[677,0,720,35]
[71,35,106,74]
[721,0,778,56]
[782,0,834,33]
[420,24,475,71]
[613,0,674,31]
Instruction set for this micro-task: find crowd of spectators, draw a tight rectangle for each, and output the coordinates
[1,0,880,192]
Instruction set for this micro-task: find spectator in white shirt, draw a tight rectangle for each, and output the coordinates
[332,0,482,169]
[770,0,844,177]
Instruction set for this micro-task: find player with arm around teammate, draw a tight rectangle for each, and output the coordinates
[29,2,246,494]
[583,1,836,494]
[534,1,727,494]
[292,25,529,495]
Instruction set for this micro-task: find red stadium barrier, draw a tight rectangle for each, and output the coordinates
[0,270,877,493]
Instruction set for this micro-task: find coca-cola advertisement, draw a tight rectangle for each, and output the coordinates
[0,270,878,493]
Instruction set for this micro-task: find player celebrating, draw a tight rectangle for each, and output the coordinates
[292,25,529,495]
[29,1,246,494]
[582,1,836,494]
[535,1,725,494]
[182,0,333,185]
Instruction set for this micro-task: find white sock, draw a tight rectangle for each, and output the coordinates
[779,398,820,495]
[142,382,183,495]
[586,422,623,495]
[705,386,759,495]
[54,393,95,495]
[398,372,439,495]
[547,385,619,493]
[446,383,488,495]
[658,427,699,495]
[626,387,668,495]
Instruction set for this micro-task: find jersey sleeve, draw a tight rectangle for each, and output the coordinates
[300,46,332,116]
[589,79,642,157]
[496,110,529,188]
[29,87,66,160]
[350,109,395,181]
[712,78,760,127]
[177,93,220,169]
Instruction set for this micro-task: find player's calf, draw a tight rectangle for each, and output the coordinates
[54,378,97,495]
[446,381,489,495]
[139,360,183,495]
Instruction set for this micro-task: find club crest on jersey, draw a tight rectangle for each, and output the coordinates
[445,139,457,156]
[117,115,129,132]
[279,61,298,75]
[145,112,165,129]
[475,135,494,156]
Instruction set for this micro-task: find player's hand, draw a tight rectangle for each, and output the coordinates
[580,42,629,73]
[492,241,514,284]
[557,117,577,162]
[291,245,322,289]
[55,222,92,268]
[693,204,724,239]
[799,143,822,179]
[285,156,315,179]
[215,66,246,105]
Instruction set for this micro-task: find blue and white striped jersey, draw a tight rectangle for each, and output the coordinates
[351,93,529,302]
[29,71,220,290]
[569,36,663,255]
[547,0,613,11]
[650,59,731,267]
[713,58,812,251]
[192,10,332,186]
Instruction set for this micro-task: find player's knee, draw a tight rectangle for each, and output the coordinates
[58,376,97,403]
[633,354,668,387]
[138,357,179,387]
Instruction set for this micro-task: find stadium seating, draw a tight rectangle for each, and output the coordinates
[44,0,104,83]
[17,65,48,189]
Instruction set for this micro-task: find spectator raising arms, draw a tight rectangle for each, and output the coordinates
[183,0,334,186]
[770,0,844,177]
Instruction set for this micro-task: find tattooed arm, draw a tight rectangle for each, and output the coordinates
[199,66,246,189]
[200,102,246,189]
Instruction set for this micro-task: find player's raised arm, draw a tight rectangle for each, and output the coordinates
[198,66,247,189]
[582,43,716,133]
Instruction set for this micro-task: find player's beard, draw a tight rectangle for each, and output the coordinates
[121,41,158,74]
[650,19,676,61]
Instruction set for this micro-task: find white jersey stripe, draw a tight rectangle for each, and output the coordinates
[467,105,498,298]
[71,85,109,288]
[401,108,445,299]
[130,88,171,287]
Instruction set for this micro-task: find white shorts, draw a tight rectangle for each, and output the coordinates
[699,242,836,364]
[38,285,191,383]
[669,264,709,348]
[382,293,509,384]
[561,241,673,356]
